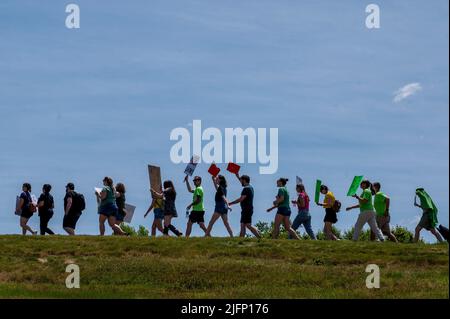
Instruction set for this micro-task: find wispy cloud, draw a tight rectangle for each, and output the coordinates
[393,82,422,103]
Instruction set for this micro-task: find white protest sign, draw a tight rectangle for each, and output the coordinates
[123,204,136,223]
[184,155,200,176]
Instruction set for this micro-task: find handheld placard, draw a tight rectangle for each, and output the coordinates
[148,165,162,199]
[314,180,322,203]
[123,204,136,223]
[184,155,200,177]
[347,176,364,196]
[226,162,240,174]
[208,163,220,177]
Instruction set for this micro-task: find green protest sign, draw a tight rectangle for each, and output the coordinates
[347,176,364,196]
[315,179,322,203]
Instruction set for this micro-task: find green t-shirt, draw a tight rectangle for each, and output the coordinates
[374,192,388,216]
[359,188,373,212]
[192,186,204,211]
[277,187,290,208]
[100,186,115,207]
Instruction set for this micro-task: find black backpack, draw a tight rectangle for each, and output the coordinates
[333,200,342,213]
[72,192,86,212]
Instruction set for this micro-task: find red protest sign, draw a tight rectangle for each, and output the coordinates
[208,164,220,177]
[226,162,240,174]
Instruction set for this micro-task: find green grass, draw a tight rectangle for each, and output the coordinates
[0,235,447,299]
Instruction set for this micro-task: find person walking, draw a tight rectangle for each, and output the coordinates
[413,188,443,243]
[37,184,55,235]
[266,178,300,239]
[291,183,316,239]
[95,177,126,236]
[316,185,339,240]
[16,183,37,235]
[63,183,84,235]
[205,175,233,237]
[370,182,397,242]
[115,183,127,225]
[228,173,261,238]
[184,176,208,237]
[151,180,182,237]
[144,186,165,236]
[346,180,385,242]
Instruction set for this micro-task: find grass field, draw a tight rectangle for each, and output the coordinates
[0,235,448,299]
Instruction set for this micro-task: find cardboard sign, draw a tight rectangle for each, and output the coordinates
[347,176,364,196]
[94,187,103,194]
[296,176,303,185]
[148,165,162,198]
[184,155,200,176]
[208,163,220,177]
[226,162,240,174]
[123,204,136,223]
[314,180,322,203]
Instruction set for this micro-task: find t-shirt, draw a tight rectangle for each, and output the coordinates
[38,193,54,216]
[374,192,388,216]
[64,192,78,215]
[192,186,204,211]
[20,191,31,214]
[100,186,116,207]
[163,189,176,213]
[359,189,374,212]
[323,191,335,209]
[240,185,254,212]
[298,192,310,211]
[215,185,227,204]
[154,198,164,209]
[277,187,290,208]
[116,193,126,217]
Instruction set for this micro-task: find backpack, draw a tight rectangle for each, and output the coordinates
[72,192,86,212]
[333,200,342,213]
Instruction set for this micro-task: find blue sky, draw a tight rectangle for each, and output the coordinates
[0,0,448,242]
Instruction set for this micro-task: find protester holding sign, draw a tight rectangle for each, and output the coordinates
[267,178,300,239]
[370,182,397,242]
[205,174,233,237]
[145,186,165,236]
[95,177,126,236]
[228,173,261,238]
[316,184,339,240]
[37,184,55,235]
[184,176,208,237]
[151,180,182,237]
[16,183,37,235]
[346,180,384,242]
[115,183,127,225]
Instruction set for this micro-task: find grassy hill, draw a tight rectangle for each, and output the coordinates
[0,235,447,299]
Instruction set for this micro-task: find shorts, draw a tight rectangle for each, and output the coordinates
[154,208,164,220]
[418,212,433,231]
[376,215,391,234]
[20,210,33,219]
[240,209,253,224]
[277,206,291,217]
[98,203,118,217]
[214,203,228,215]
[164,210,178,218]
[324,208,337,224]
[63,213,81,229]
[189,210,205,224]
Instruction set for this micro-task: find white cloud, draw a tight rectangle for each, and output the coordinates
[393,82,422,103]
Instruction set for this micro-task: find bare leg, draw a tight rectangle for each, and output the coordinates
[240,223,246,237]
[414,225,422,243]
[20,217,35,235]
[155,219,164,234]
[151,220,157,237]
[221,214,234,237]
[272,214,283,239]
[206,213,221,237]
[185,221,193,238]
[199,222,208,234]
[284,217,300,240]
[108,216,126,235]
[430,228,444,243]
[246,224,261,238]
[99,215,107,236]
[324,222,337,240]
